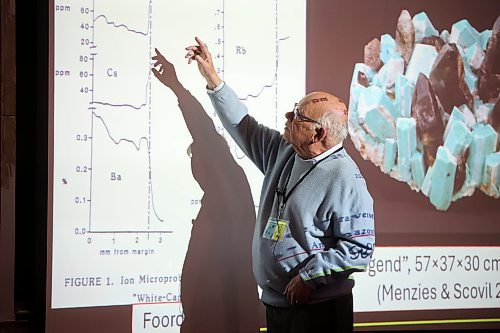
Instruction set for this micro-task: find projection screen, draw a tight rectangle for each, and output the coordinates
[48,0,500,332]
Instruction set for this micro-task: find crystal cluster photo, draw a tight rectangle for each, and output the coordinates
[348,11,499,210]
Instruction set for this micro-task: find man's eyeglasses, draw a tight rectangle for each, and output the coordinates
[292,103,321,125]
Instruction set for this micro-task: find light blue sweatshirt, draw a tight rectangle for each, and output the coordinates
[208,83,375,307]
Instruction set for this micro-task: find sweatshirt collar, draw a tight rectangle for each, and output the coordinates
[301,141,343,164]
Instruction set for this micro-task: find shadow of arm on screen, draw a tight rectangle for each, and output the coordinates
[153,57,237,189]
[152,52,252,201]
[152,51,233,182]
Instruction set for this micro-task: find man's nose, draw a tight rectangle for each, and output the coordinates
[285,111,294,121]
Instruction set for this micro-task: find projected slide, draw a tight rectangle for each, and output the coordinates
[346,8,500,317]
[348,10,500,211]
[52,0,305,309]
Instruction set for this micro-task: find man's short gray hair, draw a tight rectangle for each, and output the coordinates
[317,112,348,147]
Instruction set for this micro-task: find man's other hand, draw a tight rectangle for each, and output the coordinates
[284,274,312,306]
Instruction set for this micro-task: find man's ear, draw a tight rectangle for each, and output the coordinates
[313,127,327,143]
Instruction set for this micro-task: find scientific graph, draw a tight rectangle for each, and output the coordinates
[51,0,305,309]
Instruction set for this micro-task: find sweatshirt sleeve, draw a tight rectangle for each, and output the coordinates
[208,82,284,174]
[299,168,375,289]
[207,82,247,126]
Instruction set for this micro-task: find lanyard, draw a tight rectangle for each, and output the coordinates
[275,147,343,219]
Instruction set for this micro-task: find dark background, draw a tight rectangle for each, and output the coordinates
[1,0,499,332]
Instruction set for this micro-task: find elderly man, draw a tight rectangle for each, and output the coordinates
[153,37,375,333]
